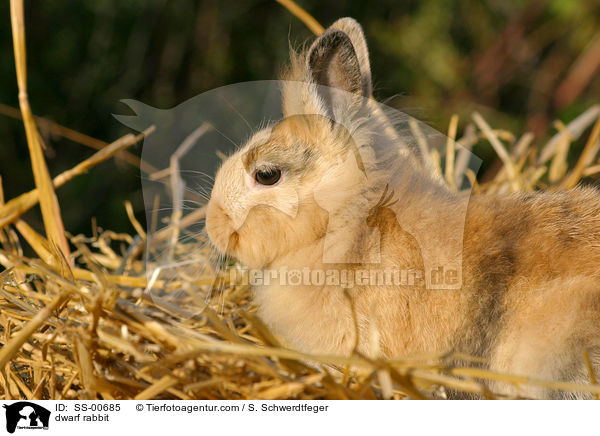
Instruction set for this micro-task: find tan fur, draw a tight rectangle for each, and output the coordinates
[205,17,600,398]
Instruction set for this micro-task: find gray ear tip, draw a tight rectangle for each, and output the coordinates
[306,17,372,98]
[332,17,361,26]
[330,17,365,34]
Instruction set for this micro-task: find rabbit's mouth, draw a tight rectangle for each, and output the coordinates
[205,200,239,255]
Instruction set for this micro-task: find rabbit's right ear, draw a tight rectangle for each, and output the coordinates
[281,18,372,120]
[304,18,372,119]
[308,30,363,98]
[308,17,373,98]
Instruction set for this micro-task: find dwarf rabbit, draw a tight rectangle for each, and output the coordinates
[205,17,600,398]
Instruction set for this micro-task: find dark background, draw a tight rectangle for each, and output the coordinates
[1,0,599,236]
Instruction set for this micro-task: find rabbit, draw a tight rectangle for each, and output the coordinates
[205,17,600,399]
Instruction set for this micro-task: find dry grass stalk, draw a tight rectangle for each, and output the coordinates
[473,111,520,192]
[0,127,154,229]
[167,123,212,261]
[0,103,155,174]
[538,104,600,164]
[275,0,324,35]
[445,114,459,191]
[10,0,70,265]
[560,115,600,190]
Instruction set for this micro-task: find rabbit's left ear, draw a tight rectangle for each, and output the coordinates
[307,17,372,98]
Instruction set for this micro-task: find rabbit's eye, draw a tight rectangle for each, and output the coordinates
[255,168,282,186]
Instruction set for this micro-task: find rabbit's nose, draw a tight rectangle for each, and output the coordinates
[205,199,222,234]
[206,199,224,228]
[206,199,234,244]
[208,199,233,223]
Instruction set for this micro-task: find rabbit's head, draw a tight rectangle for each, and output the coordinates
[206,18,378,268]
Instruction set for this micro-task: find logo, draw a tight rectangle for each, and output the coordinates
[114,80,482,318]
[2,402,50,434]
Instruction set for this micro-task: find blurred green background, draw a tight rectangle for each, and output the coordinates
[0,0,599,237]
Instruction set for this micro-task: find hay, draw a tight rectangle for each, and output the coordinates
[1,0,600,400]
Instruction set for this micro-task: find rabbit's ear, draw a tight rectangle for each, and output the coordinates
[328,17,372,97]
[281,18,372,120]
[307,19,372,98]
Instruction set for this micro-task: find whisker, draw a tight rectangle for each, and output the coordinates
[212,126,239,149]
[220,94,253,131]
